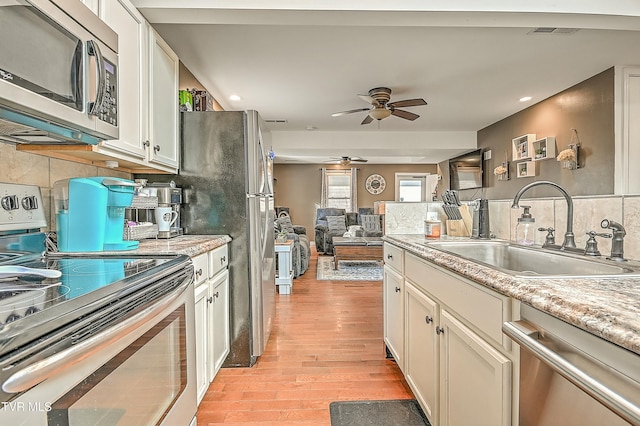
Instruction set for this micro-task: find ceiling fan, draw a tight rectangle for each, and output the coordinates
[326,156,368,166]
[332,87,427,125]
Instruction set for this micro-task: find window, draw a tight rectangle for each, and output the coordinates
[395,173,438,202]
[327,174,351,209]
[321,168,357,212]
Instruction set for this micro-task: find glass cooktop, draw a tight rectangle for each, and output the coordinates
[0,256,176,327]
[0,252,193,361]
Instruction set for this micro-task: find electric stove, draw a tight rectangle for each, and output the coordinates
[0,183,195,408]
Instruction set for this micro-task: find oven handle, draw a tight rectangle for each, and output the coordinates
[2,280,189,394]
[503,320,640,425]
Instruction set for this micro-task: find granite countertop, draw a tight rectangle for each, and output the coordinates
[383,234,640,356]
[133,235,231,257]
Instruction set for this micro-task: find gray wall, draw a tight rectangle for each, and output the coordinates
[440,67,615,201]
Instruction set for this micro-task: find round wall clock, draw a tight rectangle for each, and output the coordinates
[365,174,386,195]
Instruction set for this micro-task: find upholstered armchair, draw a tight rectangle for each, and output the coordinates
[275,215,310,277]
[314,208,346,255]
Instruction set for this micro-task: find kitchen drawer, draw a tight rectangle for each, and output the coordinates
[384,242,404,273]
[192,252,208,285]
[209,244,229,278]
[405,253,510,350]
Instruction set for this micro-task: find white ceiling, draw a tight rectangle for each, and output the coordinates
[132,1,640,164]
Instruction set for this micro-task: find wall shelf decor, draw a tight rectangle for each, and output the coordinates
[532,137,556,160]
[517,161,536,178]
[512,134,536,161]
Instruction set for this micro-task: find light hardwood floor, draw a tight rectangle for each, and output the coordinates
[196,247,414,425]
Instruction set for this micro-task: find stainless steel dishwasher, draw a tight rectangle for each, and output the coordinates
[503,304,640,426]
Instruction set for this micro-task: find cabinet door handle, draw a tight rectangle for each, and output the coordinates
[425,316,433,324]
[220,256,226,264]
[154,144,161,152]
[196,268,203,277]
[395,286,401,293]
[143,140,150,147]
[207,296,213,304]
[213,291,219,299]
[387,254,393,260]
[436,326,445,335]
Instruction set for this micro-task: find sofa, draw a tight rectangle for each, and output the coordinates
[314,208,384,255]
[275,215,310,277]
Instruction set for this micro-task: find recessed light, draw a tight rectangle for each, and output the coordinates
[520,96,532,102]
[229,94,242,101]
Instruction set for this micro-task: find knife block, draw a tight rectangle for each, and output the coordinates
[446,204,472,237]
[446,219,469,237]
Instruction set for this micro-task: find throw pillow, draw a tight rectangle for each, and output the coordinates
[360,214,382,233]
[326,215,347,234]
[276,216,295,233]
[348,225,364,237]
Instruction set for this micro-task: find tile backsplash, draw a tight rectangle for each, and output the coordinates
[0,143,131,231]
[382,195,640,261]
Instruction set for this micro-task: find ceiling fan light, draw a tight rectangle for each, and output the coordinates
[369,108,391,120]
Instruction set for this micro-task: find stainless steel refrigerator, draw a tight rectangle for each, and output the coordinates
[172,110,275,367]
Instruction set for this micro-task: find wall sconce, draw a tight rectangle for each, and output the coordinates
[557,128,580,170]
[494,162,510,181]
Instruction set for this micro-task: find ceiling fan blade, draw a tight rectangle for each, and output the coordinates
[387,98,428,108]
[358,94,380,107]
[350,157,368,163]
[361,115,374,125]
[331,108,371,117]
[391,109,420,121]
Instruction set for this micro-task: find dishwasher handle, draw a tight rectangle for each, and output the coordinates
[503,320,640,426]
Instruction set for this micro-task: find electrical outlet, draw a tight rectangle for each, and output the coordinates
[484,150,492,160]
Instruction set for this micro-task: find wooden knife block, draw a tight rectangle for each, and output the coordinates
[446,205,473,237]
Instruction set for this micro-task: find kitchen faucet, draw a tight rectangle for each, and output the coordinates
[511,180,576,249]
[601,219,626,261]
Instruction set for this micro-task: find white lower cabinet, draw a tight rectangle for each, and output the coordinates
[193,244,230,405]
[194,280,210,402]
[439,310,511,426]
[383,265,404,371]
[397,249,514,426]
[209,269,230,381]
[405,281,439,421]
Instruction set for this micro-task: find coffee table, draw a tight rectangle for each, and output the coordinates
[332,237,383,270]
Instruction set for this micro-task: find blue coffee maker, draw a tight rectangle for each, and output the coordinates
[54,177,139,252]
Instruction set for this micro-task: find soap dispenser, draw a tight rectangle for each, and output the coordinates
[516,206,536,245]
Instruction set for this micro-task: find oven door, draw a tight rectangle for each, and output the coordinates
[0,280,196,426]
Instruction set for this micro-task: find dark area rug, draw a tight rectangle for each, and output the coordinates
[329,399,430,426]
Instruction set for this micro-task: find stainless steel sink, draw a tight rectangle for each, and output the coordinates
[424,240,639,278]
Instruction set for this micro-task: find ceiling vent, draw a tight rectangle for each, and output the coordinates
[265,119,288,124]
[528,27,580,35]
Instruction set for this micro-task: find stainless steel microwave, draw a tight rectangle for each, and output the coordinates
[0,0,118,144]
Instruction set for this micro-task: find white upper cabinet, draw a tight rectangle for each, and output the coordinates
[148,28,179,170]
[59,0,179,173]
[100,0,148,160]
